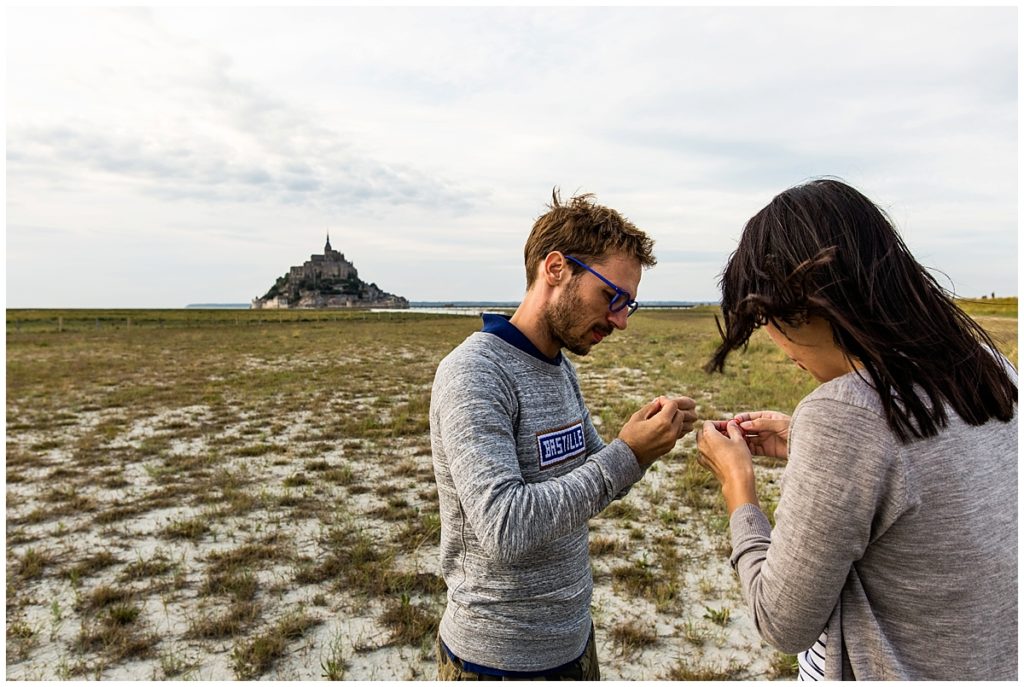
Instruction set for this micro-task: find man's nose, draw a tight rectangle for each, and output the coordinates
[608,307,629,330]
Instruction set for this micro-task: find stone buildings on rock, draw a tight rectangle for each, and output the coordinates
[251,235,409,310]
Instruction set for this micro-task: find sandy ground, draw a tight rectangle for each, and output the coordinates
[6,399,789,681]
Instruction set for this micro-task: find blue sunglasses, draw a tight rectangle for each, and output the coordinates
[565,255,639,317]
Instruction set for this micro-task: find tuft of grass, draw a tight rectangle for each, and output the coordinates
[320,632,348,680]
[14,547,53,580]
[379,593,439,647]
[161,516,210,542]
[610,558,678,609]
[76,601,159,663]
[370,496,417,522]
[66,550,121,581]
[234,443,275,457]
[230,609,321,679]
[324,465,355,485]
[157,647,198,679]
[600,501,638,520]
[119,553,174,582]
[393,512,441,549]
[283,472,310,488]
[589,535,625,557]
[769,651,799,678]
[609,619,658,657]
[703,605,731,626]
[663,658,746,680]
[201,570,259,602]
[77,584,134,612]
[186,601,261,640]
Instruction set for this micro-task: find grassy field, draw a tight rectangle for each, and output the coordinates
[5,305,1017,680]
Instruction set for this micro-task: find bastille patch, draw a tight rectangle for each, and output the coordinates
[536,422,586,469]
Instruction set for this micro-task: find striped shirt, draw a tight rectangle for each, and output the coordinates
[797,630,826,681]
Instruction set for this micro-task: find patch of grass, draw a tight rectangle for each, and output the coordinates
[186,601,262,640]
[610,558,678,609]
[370,496,417,522]
[393,512,441,549]
[609,619,658,657]
[663,658,746,680]
[324,466,355,485]
[157,647,198,679]
[380,593,439,647]
[207,539,286,573]
[76,602,159,663]
[6,619,40,662]
[202,568,259,601]
[589,535,625,556]
[600,501,638,520]
[956,296,1017,318]
[283,472,310,488]
[94,503,147,525]
[681,619,708,646]
[769,651,799,678]
[119,552,174,582]
[230,609,321,679]
[320,632,348,680]
[703,605,731,626]
[66,550,121,581]
[161,516,210,541]
[14,547,52,580]
[233,443,275,457]
[77,584,134,612]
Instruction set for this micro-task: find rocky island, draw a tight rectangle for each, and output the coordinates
[251,235,408,310]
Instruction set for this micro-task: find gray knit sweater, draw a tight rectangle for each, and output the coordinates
[429,331,642,672]
[730,366,1018,680]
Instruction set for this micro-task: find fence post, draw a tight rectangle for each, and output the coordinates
[58,316,63,333]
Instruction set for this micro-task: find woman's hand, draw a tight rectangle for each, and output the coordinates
[695,420,759,515]
[732,410,791,460]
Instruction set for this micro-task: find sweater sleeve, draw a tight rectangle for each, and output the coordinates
[729,396,911,654]
[434,355,642,565]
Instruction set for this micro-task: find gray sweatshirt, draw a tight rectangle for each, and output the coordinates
[429,331,642,672]
[730,366,1018,680]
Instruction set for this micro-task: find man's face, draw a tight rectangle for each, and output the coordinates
[544,253,642,356]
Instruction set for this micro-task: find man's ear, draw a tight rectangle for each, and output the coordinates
[540,251,567,287]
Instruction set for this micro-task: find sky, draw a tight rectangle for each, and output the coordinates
[5,5,1018,307]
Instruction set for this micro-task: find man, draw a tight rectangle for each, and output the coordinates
[429,190,697,679]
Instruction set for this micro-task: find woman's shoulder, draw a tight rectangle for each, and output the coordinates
[798,370,885,418]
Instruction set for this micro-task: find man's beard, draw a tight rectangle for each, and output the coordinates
[543,280,610,356]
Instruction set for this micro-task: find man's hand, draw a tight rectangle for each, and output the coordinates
[619,396,692,468]
[673,396,699,437]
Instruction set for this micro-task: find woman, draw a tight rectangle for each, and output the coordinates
[695,179,1017,680]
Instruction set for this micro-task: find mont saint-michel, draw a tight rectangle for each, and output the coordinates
[251,235,408,310]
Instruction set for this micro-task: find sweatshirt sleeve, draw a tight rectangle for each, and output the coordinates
[433,354,642,564]
[729,396,911,654]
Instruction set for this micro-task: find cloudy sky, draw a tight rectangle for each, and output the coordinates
[6,6,1018,307]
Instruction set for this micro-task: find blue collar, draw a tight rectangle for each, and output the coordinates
[481,313,563,366]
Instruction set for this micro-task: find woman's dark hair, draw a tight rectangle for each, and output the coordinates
[706,178,1016,443]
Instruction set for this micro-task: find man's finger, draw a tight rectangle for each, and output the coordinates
[673,397,697,411]
[643,396,668,420]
